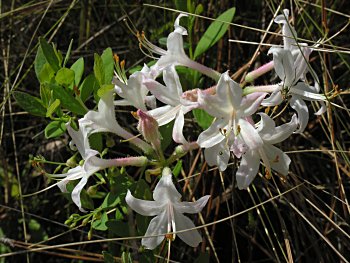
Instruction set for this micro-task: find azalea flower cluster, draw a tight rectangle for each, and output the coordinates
[44,9,325,250]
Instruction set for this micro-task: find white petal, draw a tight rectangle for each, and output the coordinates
[143,79,179,106]
[173,210,202,247]
[292,82,326,101]
[264,144,291,175]
[204,142,230,171]
[174,14,188,35]
[163,65,183,100]
[125,190,163,216]
[174,195,210,214]
[66,123,96,160]
[197,118,226,148]
[172,108,187,144]
[236,150,260,189]
[56,166,84,192]
[197,90,230,118]
[271,49,295,86]
[142,211,168,250]
[153,167,181,203]
[262,88,283,107]
[289,96,309,133]
[217,72,242,111]
[258,113,298,144]
[240,92,266,117]
[314,101,326,115]
[71,175,89,212]
[239,119,263,149]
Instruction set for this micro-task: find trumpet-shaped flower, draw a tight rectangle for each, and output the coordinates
[197,72,266,170]
[113,67,156,111]
[146,65,198,145]
[236,113,298,189]
[52,123,147,212]
[79,91,153,154]
[125,167,210,249]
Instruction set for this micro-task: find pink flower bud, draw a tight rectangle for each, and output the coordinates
[137,110,161,150]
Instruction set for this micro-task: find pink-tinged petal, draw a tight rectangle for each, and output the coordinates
[239,119,263,149]
[236,150,260,190]
[71,176,89,212]
[231,137,248,158]
[173,210,202,247]
[258,113,298,144]
[197,118,226,148]
[174,195,210,214]
[264,144,291,175]
[153,167,181,203]
[240,92,267,117]
[290,95,309,133]
[262,88,283,107]
[142,211,168,250]
[271,49,295,86]
[204,142,230,171]
[197,89,229,118]
[125,190,163,216]
[172,108,187,144]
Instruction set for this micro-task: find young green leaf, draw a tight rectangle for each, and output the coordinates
[63,39,74,67]
[39,37,60,72]
[50,84,87,115]
[55,68,75,87]
[80,74,98,102]
[44,120,66,138]
[70,57,84,86]
[40,83,51,107]
[38,63,55,84]
[193,7,235,59]
[97,84,114,98]
[92,211,108,231]
[46,99,61,117]
[34,46,47,80]
[193,108,214,130]
[94,53,105,86]
[13,91,46,117]
[101,47,114,85]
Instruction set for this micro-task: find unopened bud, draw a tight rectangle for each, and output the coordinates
[137,110,161,151]
[66,156,77,168]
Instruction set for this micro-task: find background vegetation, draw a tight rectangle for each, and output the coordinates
[0,0,349,262]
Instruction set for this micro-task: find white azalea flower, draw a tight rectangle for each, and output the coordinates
[146,65,198,145]
[197,72,266,170]
[113,66,156,111]
[236,113,298,189]
[125,167,210,250]
[52,124,119,212]
[79,91,153,154]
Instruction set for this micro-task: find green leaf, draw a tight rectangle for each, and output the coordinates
[44,120,66,138]
[94,53,105,86]
[50,84,87,115]
[71,57,84,86]
[46,99,60,117]
[106,220,130,237]
[100,192,120,209]
[13,91,46,117]
[80,189,94,210]
[175,0,187,11]
[63,39,74,67]
[159,120,174,151]
[40,83,51,107]
[92,211,108,231]
[80,74,98,102]
[97,84,114,98]
[172,160,182,178]
[55,68,75,87]
[193,108,214,130]
[194,7,235,59]
[39,37,60,72]
[89,133,103,152]
[34,46,47,80]
[38,63,55,83]
[101,47,114,84]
